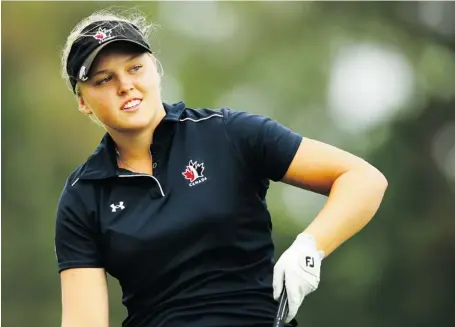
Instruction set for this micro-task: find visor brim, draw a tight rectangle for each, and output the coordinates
[78,39,152,81]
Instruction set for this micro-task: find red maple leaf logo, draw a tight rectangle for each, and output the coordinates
[92,27,112,42]
[95,32,105,40]
[182,167,195,182]
[182,160,205,183]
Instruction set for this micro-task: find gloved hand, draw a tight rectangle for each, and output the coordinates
[273,233,325,323]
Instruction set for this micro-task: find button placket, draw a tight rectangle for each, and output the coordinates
[151,148,160,176]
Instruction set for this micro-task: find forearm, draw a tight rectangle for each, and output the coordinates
[303,167,388,257]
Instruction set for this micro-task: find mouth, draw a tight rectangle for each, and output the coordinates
[121,98,142,111]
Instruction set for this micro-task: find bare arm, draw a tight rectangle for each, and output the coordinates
[282,138,388,257]
[60,268,109,327]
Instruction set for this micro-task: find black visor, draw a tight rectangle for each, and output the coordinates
[66,20,152,93]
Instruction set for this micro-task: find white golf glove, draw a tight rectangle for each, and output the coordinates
[273,233,324,323]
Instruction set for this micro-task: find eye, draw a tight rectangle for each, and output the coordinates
[130,65,143,72]
[95,75,112,86]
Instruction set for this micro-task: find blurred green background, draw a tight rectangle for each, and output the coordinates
[2,1,455,327]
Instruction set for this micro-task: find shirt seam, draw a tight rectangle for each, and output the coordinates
[221,109,251,173]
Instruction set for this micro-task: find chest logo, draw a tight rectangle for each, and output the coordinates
[111,201,125,212]
[182,160,207,187]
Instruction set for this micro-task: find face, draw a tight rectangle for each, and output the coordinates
[78,42,162,133]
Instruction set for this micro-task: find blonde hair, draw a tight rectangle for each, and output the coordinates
[60,8,161,125]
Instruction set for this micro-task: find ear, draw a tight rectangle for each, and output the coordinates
[78,94,92,115]
[153,56,164,77]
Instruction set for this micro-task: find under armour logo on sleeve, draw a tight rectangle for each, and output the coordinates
[111,201,125,212]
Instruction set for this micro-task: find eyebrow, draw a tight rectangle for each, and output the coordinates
[91,53,144,77]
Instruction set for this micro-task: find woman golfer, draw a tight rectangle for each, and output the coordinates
[55,9,388,327]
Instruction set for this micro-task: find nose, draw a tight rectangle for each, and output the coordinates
[117,76,134,96]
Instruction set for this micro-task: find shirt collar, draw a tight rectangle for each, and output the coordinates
[163,101,185,122]
[78,101,186,180]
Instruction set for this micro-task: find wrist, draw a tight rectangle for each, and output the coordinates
[296,233,326,260]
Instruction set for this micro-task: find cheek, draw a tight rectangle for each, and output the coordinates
[140,70,161,90]
[86,91,117,117]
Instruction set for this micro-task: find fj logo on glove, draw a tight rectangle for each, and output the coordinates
[305,256,314,268]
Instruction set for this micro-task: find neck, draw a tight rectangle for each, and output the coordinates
[111,128,154,160]
[109,103,166,162]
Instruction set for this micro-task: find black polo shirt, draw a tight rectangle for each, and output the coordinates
[55,101,302,327]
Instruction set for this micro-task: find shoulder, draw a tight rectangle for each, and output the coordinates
[179,105,265,128]
[179,106,228,123]
[66,163,87,188]
[58,163,91,208]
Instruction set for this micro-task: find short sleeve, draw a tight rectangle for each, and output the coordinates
[223,108,303,181]
[54,182,103,273]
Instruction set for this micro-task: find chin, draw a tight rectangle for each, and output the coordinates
[117,115,154,132]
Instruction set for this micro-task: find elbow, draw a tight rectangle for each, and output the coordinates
[380,173,388,192]
[344,162,388,195]
[365,165,388,195]
[374,168,388,190]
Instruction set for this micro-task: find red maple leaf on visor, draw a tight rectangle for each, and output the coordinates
[95,32,105,40]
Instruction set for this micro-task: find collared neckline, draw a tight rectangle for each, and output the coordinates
[78,101,186,181]
[162,101,185,122]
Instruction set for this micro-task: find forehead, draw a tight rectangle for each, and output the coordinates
[91,42,149,70]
